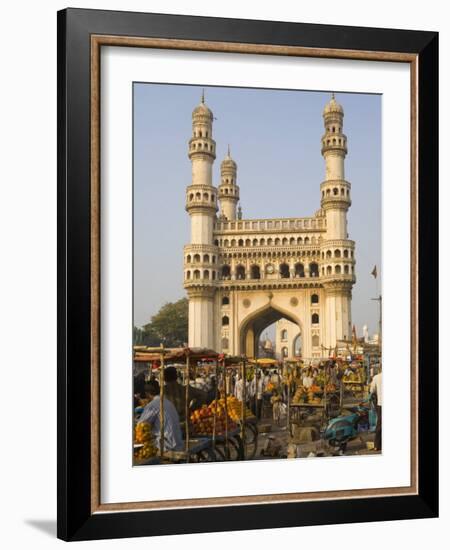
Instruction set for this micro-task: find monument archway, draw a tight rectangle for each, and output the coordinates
[292,332,302,357]
[239,303,302,358]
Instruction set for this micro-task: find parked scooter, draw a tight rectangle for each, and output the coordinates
[322,397,377,453]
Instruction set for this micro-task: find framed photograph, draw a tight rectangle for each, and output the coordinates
[57,8,438,541]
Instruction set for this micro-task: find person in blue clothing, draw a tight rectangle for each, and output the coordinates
[138,379,183,452]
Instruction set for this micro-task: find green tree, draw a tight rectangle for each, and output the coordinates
[141,298,188,347]
[133,325,159,346]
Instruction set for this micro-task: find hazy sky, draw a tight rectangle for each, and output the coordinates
[134,83,381,336]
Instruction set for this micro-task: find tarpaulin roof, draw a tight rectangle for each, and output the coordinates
[133,347,219,363]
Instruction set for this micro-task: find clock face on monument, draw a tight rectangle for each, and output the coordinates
[266,264,274,274]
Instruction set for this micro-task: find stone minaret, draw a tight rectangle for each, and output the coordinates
[184,93,218,348]
[218,146,240,221]
[320,94,355,347]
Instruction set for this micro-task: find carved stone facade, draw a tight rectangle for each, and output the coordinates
[184,93,355,359]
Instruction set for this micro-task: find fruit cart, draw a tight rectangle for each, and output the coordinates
[134,346,220,464]
[288,366,342,436]
[221,356,259,460]
[133,347,256,462]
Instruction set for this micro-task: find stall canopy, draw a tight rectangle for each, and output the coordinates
[133,346,219,364]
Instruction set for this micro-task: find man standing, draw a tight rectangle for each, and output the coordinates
[369,368,382,451]
[250,370,264,420]
[163,366,206,423]
[138,380,183,452]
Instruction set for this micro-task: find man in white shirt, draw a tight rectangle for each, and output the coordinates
[234,373,244,401]
[138,380,183,452]
[369,369,382,451]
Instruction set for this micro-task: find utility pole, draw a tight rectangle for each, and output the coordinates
[371,294,382,349]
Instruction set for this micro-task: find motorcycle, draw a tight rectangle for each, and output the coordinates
[322,396,377,453]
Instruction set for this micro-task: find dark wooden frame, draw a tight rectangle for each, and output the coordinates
[57,8,438,541]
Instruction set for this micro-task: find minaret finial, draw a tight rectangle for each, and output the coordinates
[201,88,205,103]
[227,144,231,157]
[331,91,335,100]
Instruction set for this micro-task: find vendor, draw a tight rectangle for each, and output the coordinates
[163,366,206,423]
[302,367,314,389]
[138,380,183,452]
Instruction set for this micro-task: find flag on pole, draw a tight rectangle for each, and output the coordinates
[371,265,377,278]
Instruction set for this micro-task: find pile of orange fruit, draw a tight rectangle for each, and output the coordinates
[134,421,157,460]
[190,401,239,436]
[226,396,254,422]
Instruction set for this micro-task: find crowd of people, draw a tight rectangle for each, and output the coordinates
[133,359,382,455]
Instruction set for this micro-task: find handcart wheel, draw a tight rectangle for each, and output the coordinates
[190,447,216,462]
[244,421,258,459]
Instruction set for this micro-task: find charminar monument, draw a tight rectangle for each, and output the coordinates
[183,92,356,359]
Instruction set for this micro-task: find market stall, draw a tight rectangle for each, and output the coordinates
[133,346,257,463]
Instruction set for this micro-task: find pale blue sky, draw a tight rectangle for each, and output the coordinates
[133,83,381,336]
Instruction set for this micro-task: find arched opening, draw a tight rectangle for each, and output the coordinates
[250,265,261,279]
[326,265,332,275]
[312,334,320,347]
[221,265,231,279]
[279,263,290,278]
[203,254,210,263]
[344,249,349,258]
[239,305,301,358]
[186,271,191,280]
[309,262,319,277]
[236,265,246,280]
[204,270,210,279]
[294,263,305,278]
[186,254,191,263]
[193,254,201,263]
[335,265,342,274]
[334,249,341,258]
[193,269,200,280]
[238,239,244,247]
[312,313,319,324]
[344,265,349,274]
[281,347,289,358]
[311,293,319,304]
[292,332,302,357]
[222,296,230,305]
[221,337,229,350]
[222,315,230,326]
[281,329,288,341]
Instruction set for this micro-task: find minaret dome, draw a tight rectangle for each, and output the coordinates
[218,146,240,221]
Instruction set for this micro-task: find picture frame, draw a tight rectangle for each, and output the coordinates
[57,8,438,541]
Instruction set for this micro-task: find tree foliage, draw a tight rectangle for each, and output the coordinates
[135,298,188,347]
